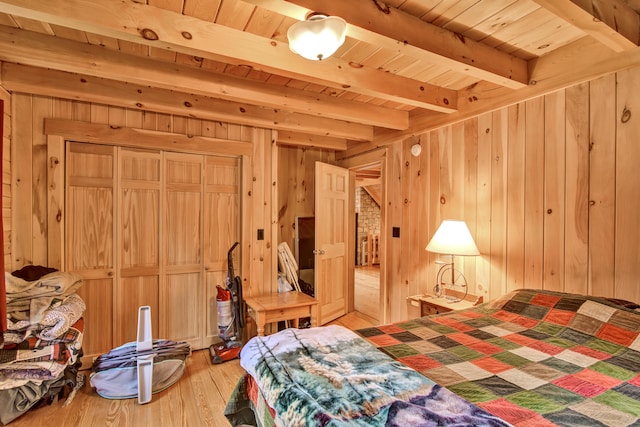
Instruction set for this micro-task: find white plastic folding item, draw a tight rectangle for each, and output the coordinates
[136,305,154,404]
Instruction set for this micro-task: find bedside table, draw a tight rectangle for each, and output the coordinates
[408,292,483,316]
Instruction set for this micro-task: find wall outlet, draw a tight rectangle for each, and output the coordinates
[392,227,400,238]
[257,229,264,240]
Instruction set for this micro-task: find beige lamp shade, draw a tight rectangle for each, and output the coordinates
[425,220,480,256]
[287,15,347,61]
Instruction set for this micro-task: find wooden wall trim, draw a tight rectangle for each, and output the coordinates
[46,135,64,270]
[0,98,5,334]
[241,154,252,300]
[44,119,253,157]
[1,89,10,271]
[270,130,279,294]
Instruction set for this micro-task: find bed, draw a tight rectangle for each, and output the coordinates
[225,289,640,426]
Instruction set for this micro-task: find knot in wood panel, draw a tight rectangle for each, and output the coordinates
[140,28,159,41]
[372,0,390,14]
[621,107,631,123]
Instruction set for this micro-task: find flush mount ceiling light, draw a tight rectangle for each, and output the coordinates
[287,13,347,61]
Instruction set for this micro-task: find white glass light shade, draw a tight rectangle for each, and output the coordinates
[287,15,347,61]
[425,220,480,256]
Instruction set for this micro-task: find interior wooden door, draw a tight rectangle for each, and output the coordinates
[203,156,241,344]
[314,162,350,324]
[65,142,116,361]
[162,152,204,348]
[117,147,161,344]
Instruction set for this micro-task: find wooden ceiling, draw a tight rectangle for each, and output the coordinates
[0,0,639,153]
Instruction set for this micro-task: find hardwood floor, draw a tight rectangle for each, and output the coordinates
[8,313,377,426]
[354,265,380,322]
[8,349,246,427]
[327,310,378,330]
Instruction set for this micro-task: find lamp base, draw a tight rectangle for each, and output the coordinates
[435,259,468,303]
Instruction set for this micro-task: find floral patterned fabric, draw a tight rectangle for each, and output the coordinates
[237,325,510,426]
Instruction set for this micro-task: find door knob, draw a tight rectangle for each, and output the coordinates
[313,249,325,255]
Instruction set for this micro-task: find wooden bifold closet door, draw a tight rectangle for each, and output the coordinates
[65,142,240,364]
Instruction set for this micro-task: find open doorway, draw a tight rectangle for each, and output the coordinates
[353,163,381,323]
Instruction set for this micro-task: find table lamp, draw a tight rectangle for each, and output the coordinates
[425,220,479,302]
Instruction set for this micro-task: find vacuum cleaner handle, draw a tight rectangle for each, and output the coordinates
[234,275,244,329]
[227,241,239,284]
[227,241,244,331]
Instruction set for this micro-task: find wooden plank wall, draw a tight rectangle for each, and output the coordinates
[386,69,640,322]
[7,94,277,298]
[6,66,640,327]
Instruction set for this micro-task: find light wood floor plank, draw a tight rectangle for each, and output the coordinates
[354,265,380,321]
[7,315,376,426]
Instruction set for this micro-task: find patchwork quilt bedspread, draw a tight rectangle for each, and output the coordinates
[239,325,510,426]
[356,289,640,427]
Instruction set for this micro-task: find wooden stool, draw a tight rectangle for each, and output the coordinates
[245,291,319,336]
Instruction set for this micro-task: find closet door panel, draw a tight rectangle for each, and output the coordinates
[118,148,161,344]
[66,143,116,360]
[121,189,159,268]
[165,272,201,342]
[66,187,114,269]
[165,191,201,265]
[163,153,203,346]
[118,275,159,343]
[75,278,112,357]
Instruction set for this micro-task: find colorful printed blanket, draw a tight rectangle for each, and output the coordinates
[0,318,84,384]
[356,289,640,426]
[239,325,510,426]
[1,318,84,351]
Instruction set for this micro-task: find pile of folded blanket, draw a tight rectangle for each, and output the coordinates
[0,266,86,425]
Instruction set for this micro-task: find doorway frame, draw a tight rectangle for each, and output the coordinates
[337,148,388,324]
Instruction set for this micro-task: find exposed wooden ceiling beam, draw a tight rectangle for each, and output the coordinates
[276,131,347,150]
[530,0,640,52]
[0,25,406,131]
[0,0,458,113]
[242,0,529,89]
[2,63,373,141]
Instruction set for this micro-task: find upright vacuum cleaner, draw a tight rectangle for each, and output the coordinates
[209,242,244,364]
